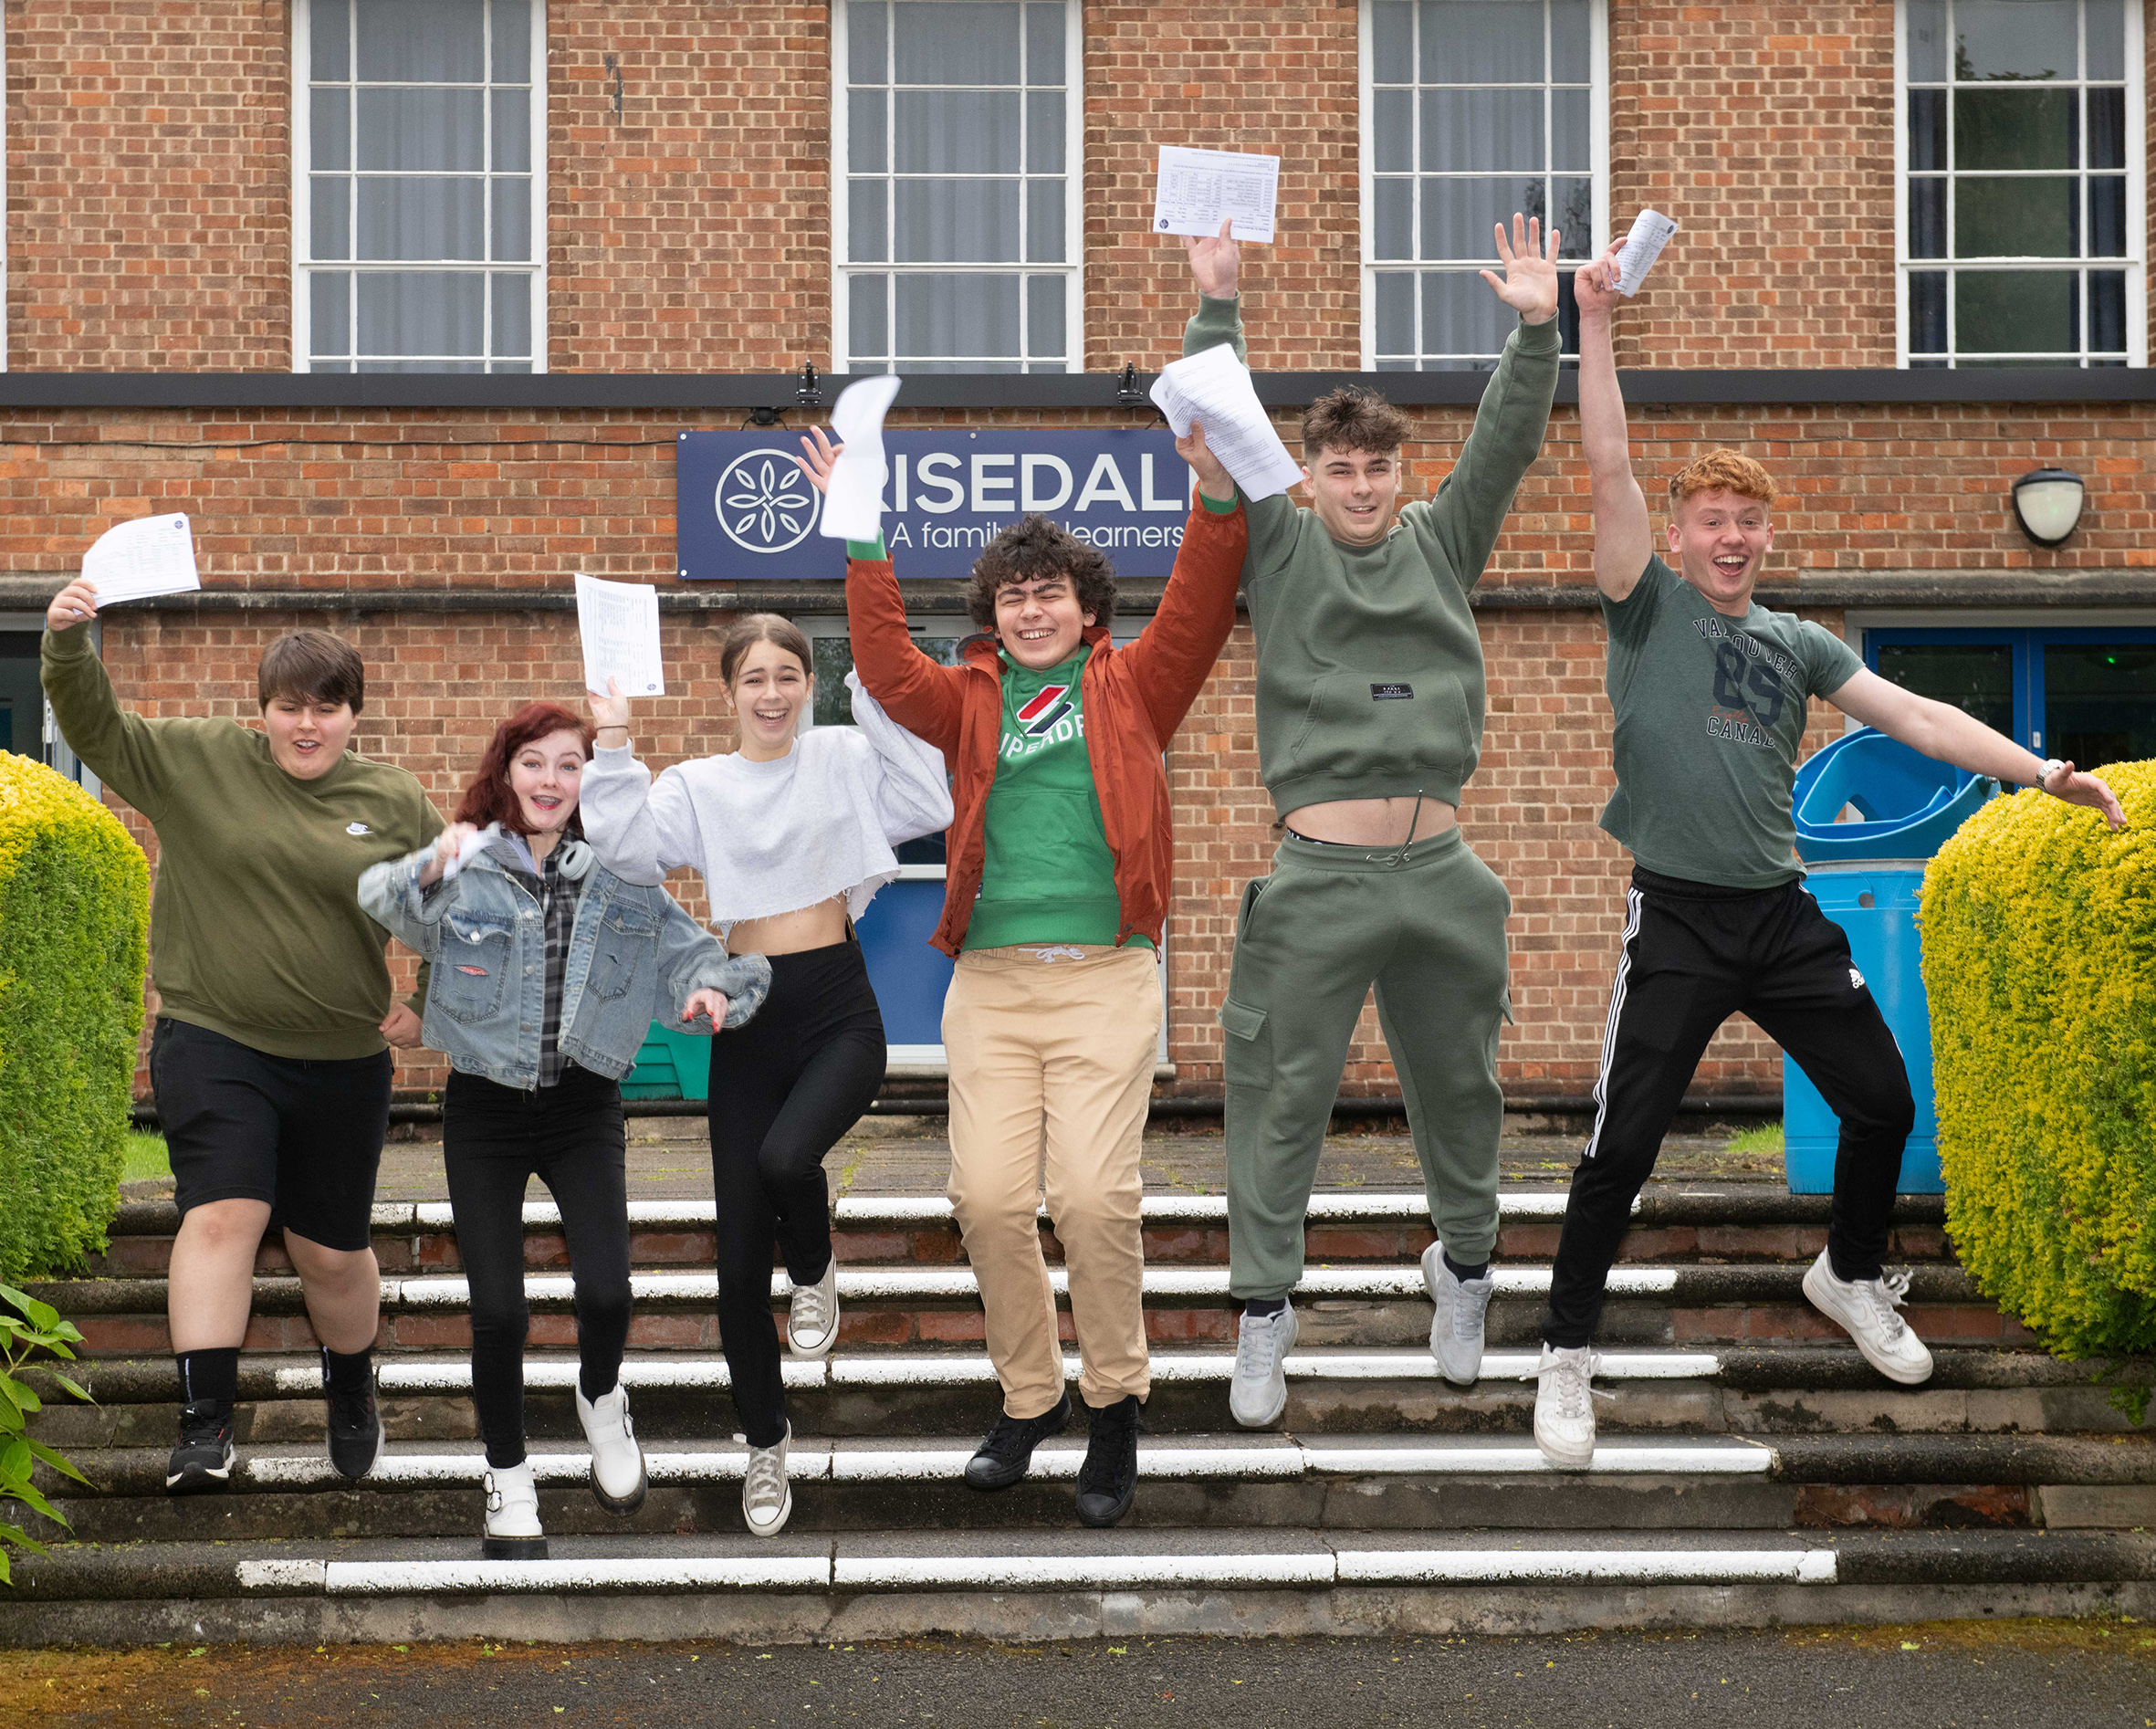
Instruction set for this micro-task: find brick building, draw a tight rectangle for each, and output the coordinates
[2,0,2150,1108]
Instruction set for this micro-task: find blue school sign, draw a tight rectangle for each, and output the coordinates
[675,429,1197,582]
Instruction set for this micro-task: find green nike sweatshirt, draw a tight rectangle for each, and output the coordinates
[1182,293,1559,817]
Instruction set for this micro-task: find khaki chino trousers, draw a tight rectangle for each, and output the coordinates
[944,943,1160,1420]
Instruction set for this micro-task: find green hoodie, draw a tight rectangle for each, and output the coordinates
[1183,294,1559,818]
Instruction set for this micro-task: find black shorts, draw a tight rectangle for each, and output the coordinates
[149,1017,393,1252]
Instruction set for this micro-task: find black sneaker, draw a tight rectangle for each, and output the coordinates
[166,1399,235,1494]
[962,1391,1072,1492]
[323,1355,384,1481]
[1074,1395,1142,1528]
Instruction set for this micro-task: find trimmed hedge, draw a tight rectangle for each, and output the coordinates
[0,754,149,1284]
[1920,761,2156,1364]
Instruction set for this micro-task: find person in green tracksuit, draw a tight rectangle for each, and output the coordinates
[1178,215,1565,1427]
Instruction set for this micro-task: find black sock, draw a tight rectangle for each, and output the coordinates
[1242,1296,1287,1318]
[175,1347,239,1409]
[1442,1251,1490,1284]
[321,1345,374,1394]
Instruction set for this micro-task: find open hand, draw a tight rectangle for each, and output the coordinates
[1571,244,1625,319]
[1480,214,1561,326]
[796,425,843,495]
[1177,419,1235,504]
[47,577,99,634]
[2041,760,2128,830]
[590,677,631,737]
[1185,216,1240,299]
[378,1001,425,1050]
[683,989,731,1030]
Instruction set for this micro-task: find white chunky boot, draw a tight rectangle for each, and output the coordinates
[481,1459,547,1560]
[575,1382,648,1513]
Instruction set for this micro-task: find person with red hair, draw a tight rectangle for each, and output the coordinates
[361,701,769,1561]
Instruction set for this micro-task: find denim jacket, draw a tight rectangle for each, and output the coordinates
[357,830,770,1090]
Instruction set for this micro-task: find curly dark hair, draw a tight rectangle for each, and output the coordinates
[455,701,596,836]
[1302,385,1412,461]
[967,515,1117,634]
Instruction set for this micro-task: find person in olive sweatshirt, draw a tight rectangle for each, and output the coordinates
[1177,215,1564,1428]
[43,576,440,1497]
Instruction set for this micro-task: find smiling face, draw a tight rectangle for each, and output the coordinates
[994,573,1094,671]
[1307,445,1402,548]
[1668,487,1774,615]
[262,697,358,780]
[507,728,587,834]
[727,638,812,758]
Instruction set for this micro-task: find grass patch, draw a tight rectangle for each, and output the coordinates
[1726,1121,1784,1157]
[120,1130,170,1185]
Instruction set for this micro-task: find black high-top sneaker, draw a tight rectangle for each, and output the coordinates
[322,1348,384,1480]
[1073,1394,1142,1528]
[962,1391,1073,1491]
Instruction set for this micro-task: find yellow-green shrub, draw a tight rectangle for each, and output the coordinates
[0,754,149,1284]
[1920,761,2156,1363]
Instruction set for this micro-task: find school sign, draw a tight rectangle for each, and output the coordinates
[675,429,1198,582]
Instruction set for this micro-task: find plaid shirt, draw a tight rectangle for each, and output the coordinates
[508,844,582,1088]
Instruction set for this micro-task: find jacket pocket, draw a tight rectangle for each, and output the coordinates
[438,911,514,1023]
[586,901,659,1001]
[1218,996,1272,1093]
[1284,672,1472,784]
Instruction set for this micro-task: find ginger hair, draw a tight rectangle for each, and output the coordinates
[1667,449,1776,513]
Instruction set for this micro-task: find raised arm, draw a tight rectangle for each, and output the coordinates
[1113,428,1248,740]
[581,686,706,887]
[1180,218,1246,362]
[1572,246,1654,601]
[843,670,955,845]
[40,581,176,819]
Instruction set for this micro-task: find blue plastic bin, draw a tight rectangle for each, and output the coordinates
[1781,728,1992,1195]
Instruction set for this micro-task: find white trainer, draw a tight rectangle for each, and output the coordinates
[742,1422,794,1538]
[1421,1242,1494,1388]
[1228,1301,1298,1429]
[1527,1345,1608,1471]
[481,1459,547,1560]
[574,1381,648,1513]
[1802,1248,1935,1386]
[787,1258,841,1359]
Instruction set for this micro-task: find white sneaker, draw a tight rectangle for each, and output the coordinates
[1802,1248,1935,1386]
[1229,1301,1298,1429]
[1527,1345,1607,1471]
[742,1422,793,1538]
[481,1459,547,1560]
[787,1258,841,1359]
[1421,1242,1494,1388]
[574,1382,648,1513]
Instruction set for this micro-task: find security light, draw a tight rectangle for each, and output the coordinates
[2011,468,2086,549]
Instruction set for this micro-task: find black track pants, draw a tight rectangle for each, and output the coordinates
[1541,869,1916,1349]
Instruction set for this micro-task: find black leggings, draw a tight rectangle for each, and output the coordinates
[709,938,886,1446]
[443,1064,633,1469]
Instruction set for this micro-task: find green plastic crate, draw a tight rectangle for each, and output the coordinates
[619,1019,711,1101]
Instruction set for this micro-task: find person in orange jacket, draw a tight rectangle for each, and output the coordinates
[800,419,1244,1528]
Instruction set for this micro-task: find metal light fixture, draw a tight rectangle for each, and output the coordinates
[2011,467,2086,549]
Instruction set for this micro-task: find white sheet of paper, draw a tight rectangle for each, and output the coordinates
[1152,146,1281,244]
[1616,209,1679,296]
[81,513,201,605]
[574,574,665,698]
[818,374,904,542]
[1148,342,1303,503]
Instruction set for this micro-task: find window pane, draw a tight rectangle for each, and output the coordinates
[1026,273,1064,356]
[2086,0,2126,79]
[356,0,485,82]
[493,89,530,173]
[311,176,352,259]
[357,270,486,356]
[1954,89,2075,172]
[312,89,351,171]
[1954,269,2078,353]
[358,359,487,372]
[895,90,1021,173]
[1372,1,1412,79]
[2090,175,2127,257]
[849,179,888,262]
[895,271,1020,357]
[310,271,352,354]
[1375,271,1415,354]
[1955,177,2077,257]
[1419,0,1543,83]
[492,0,530,83]
[1025,2,1064,83]
[1025,89,1063,172]
[2090,268,2127,351]
[1909,89,1945,172]
[311,0,351,81]
[1951,1,2077,81]
[2046,644,2156,766]
[1553,176,1591,255]
[850,0,889,82]
[1421,88,1546,172]
[850,90,888,173]
[358,88,486,172]
[1555,267,1579,352]
[310,357,355,373]
[1422,268,1511,357]
[358,177,487,259]
[1552,88,1589,171]
[850,273,889,358]
[2088,87,2125,170]
[1551,0,1590,82]
[1910,178,1947,258]
[1877,643,2012,732]
[1026,180,1064,261]
[491,182,531,260]
[1422,176,1543,260]
[1909,269,1948,351]
[894,179,1021,262]
[1374,178,1413,259]
[893,3,1021,84]
[491,271,531,358]
[1373,89,1413,173]
[1905,0,1946,81]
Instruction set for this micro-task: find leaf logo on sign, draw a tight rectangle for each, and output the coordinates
[716,450,821,554]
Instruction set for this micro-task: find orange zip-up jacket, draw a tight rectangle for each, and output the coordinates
[845,496,1249,959]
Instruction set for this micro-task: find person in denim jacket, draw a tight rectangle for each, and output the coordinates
[360,700,769,1561]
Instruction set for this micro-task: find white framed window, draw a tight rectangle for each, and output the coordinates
[1360,0,1607,370]
[293,0,547,372]
[1897,0,2144,366]
[832,0,1083,373]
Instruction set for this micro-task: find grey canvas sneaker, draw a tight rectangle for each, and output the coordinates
[1229,1301,1298,1429]
[1420,1242,1494,1388]
[742,1422,793,1538]
[787,1259,841,1359]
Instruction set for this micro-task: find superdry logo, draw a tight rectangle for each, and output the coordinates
[1848,966,1866,991]
[1016,685,1073,737]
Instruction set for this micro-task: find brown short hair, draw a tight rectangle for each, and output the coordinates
[1302,386,1412,462]
[1668,449,1776,512]
[967,515,1116,634]
[257,630,365,712]
[717,613,813,686]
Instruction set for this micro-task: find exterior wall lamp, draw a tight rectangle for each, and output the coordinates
[2011,467,2087,549]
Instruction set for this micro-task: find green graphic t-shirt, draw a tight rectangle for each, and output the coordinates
[1598,556,1863,889]
[965,648,1150,951]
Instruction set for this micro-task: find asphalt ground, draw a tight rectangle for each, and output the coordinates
[4,1621,2153,1729]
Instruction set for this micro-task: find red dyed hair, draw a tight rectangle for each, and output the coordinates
[454,702,596,835]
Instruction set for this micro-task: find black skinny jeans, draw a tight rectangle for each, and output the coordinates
[443,1064,633,1469]
[709,938,886,1446]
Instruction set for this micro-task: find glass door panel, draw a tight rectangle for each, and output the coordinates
[2043,642,2156,766]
